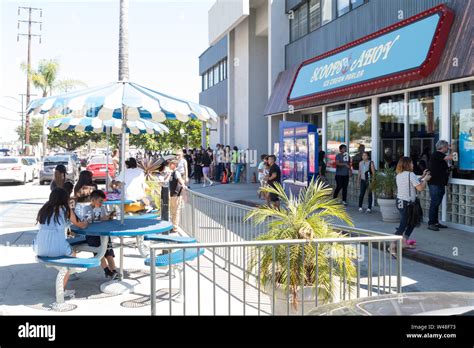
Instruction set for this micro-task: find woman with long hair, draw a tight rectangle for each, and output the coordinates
[73,170,98,219]
[50,164,67,190]
[33,188,88,293]
[389,157,431,254]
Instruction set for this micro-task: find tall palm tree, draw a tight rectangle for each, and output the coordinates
[119,0,130,165]
[119,0,129,81]
[21,59,86,155]
[21,59,59,97]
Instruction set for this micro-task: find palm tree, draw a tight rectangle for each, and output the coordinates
[54,78,88,93]
[245,179,357,311]
[119,0,129,81]
[119,0,130,167]
[21,59,59,97]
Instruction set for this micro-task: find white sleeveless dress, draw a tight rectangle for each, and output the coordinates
[33,209,72,257]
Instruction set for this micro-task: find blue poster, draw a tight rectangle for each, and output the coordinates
[459,109,474,170]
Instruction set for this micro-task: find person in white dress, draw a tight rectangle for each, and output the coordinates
[33,188,89,294]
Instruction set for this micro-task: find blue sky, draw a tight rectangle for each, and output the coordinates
[0,0,214,142]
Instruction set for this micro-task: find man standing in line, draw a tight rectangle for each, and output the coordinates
[427,140,452,231]
[266,155,281,209]
[333,144,351,206]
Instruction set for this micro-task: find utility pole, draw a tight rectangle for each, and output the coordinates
[18,93,37,150]
[17,6,42,147]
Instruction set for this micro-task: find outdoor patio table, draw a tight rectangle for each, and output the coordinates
[70,218,172,281]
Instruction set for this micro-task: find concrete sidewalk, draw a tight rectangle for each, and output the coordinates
[190,182,474,277]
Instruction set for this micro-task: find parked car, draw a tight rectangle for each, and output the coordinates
[307,292,474,316]
[0,157,30,184]
[86,156,116,182]
[25,157,41,180]
[40,155,78,185]
[56,152,81,172]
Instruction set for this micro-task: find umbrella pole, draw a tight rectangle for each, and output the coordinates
[120,108,126,225]
[106,127,110,191]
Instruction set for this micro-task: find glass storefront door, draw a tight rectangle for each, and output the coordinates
[379,94,405,169]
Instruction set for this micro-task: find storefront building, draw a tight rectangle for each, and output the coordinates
[199,0,473,231]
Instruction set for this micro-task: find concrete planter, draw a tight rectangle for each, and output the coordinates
[264,279,347,315]
[377,198,399,222]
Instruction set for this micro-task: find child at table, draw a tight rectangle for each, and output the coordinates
[82,189,118,280]
[33,188,89,297]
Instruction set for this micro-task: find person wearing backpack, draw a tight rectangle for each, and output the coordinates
[357,152,376,213]
[389,157,431,255]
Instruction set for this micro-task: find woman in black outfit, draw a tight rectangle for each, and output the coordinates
[194,149,203,184]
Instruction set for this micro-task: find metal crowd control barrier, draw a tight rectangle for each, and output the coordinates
[148,189,403,316]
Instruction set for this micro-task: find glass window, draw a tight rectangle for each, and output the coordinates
[298,2,309,38]
[351,0,365,10]
[290,7,299,42]
[451,81,474,180]
[321,0,334,24]
[349,100,371,170]
[409,87,440,175]
[224,59,227,79]
[214,65,219,85]
[379,94,405,169]
[309,0,321,31]
[326,104,346,168]
[208,69,213,88]
[219,61,224,82]
[203,73,208,90]
[337,0,350,16]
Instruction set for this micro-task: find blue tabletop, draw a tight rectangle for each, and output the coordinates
[103,199,134,205]
[71,218,173,236]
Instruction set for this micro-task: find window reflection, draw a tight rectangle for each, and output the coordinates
[349,100,371,170]
[451,81,474,180]
[326,104,346,168]
[379,94,404,169]
[409,88,440,175]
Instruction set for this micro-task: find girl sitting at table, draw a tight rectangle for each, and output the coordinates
[73,170,98,220]
[82,189,118,280]
[33,188,89,297]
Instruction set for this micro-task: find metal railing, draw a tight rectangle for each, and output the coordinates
[148,189,403,315]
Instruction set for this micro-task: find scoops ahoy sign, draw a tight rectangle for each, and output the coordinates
[288,4,454,105]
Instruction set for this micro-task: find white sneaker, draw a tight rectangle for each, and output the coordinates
[342,201,348,206]
[366,208,372,213]
[202,184,206,188]
[358,207,363,212]
[209,181,213,186]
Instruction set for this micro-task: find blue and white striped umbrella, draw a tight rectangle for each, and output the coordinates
[27,81,218,123]
[46,117,169,135]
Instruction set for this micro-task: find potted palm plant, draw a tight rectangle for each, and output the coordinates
[371,167,399,222]
[245,179,357,315]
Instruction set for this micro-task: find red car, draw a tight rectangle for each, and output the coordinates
[86,156,116,181]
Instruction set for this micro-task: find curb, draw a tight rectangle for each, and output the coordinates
[233,200,474,279]
[402,249,474,278]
